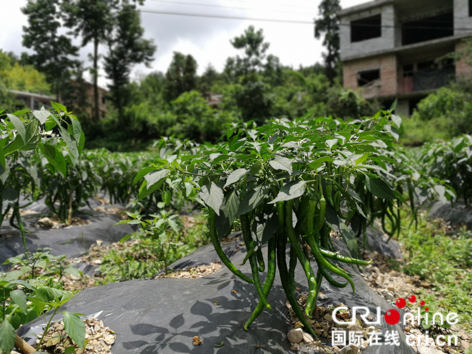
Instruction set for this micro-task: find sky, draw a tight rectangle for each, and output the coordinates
[0,0,367,86]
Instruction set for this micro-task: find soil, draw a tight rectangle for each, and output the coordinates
[33,317,116,354]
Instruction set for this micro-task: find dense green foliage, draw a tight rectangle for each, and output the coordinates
[412,79,472,138]
[133,109,444,331]
[404,135,472,206]
[21,0,79,100]
[94,25,379,150]
[314,0,341,84]
[393,208,472,329]
[0,104,86,354]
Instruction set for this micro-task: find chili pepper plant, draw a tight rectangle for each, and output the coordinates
[0,103,86,353]
[136,110,413,335]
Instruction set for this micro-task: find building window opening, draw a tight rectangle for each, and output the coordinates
[417,60,438,71]
[351,14,382,42]
[402,12,453,46]
[403,64,414,77]
[357,69,380,87]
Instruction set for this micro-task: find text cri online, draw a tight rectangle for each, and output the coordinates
[332,306,459,347]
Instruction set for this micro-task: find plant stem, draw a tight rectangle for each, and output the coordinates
[37,306,59,350]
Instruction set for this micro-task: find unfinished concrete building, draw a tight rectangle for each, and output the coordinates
[339,0,472,116]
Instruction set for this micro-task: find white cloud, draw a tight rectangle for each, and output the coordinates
[0,0,369,87]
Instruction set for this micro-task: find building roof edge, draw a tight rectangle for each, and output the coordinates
[339,0,394,17]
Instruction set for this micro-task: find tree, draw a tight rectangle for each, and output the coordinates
[198,64,220,99]
[62,0,116,121]
[226,26,274,124]
[163,52,198,102]
[21,0,79,100]
[103,1,156,125]
[230,26,269,78]
[0,52,18,112]
[2,63,51,95]
[314,0,341,85]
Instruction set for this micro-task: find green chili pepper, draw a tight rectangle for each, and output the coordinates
[241,213,271,310]
[241,244,255,266]
[308,234,356,294]
[285,200,317,318]
[244,237,277,330]
[320,249,372,266]
[255,247,265,272]
[312,268,323,313]
[319,266,348,288]
[288,244,298,290]
[314,177,326,235]
[276,202,317,338]
[208,209,254,284]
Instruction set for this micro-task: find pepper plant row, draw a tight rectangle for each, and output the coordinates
[0,104,87,353]
[135,110,445,332]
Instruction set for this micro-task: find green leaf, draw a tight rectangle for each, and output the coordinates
[269,156,293,174]
[185,181,194,197]
[69,117,82,142]
[12,109,30,116]
[355,154,369,165]
[2,187,19,201]
[7,114,26,143]
[45,118,57,131]
[133,166,157,184]
[339,223,359,259]
[308,156,334,170]
[144,169,170,189]
[4,270,23,282]
[29,297,46,314]
[223,168,248,189]
[62,311,86,348]
[384,124,399,141]
[365,176,397,200]
[3,135,25,156]
[51,101,67,113]
[78,130,86,153]
[215,190,240,238]
[33,108,51,124]
[0,160,9,184]
[0,320,15,354]
[391,114,401,128]
[269,181,306,204]
[39,143,67,177]
[36,287,64,303]
[199,182,224,215]
[0,142,5,169]
[326,139,338,149]
[138,180,163,200]
[10,289,27,314]
[22,119,40,150]
[236,185,270,216]
[58,126,79,164]
[65,346,76,354]
[64,267,81,277]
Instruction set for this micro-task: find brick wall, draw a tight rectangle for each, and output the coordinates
[455,40,472,79]
[343,54,398,98]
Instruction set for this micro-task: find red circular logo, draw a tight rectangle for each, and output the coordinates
[384,309,400,325]
[396,298,406,309]
[425,307,429,312]
[420,300,425,306]
[408,295,416,303]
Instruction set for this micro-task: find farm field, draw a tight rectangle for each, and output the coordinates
[0,105,471,354]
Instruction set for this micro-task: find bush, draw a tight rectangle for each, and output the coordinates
[325,87,380,119]
[169,90,235,143]
[413,78,472,136]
